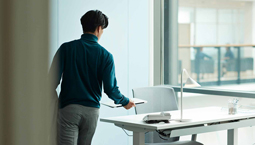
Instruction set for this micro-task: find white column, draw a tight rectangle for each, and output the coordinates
[252,2,255,76]
[253,2,255,44]
[164,0,179,85]
[153,0,163,86]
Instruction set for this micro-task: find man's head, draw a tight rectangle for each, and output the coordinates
[226,47,231,51]
[80,10,108,40]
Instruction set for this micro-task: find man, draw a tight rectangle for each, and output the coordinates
[195,47,212,60]
[195,47,212,79]
[224,46,234,60]
[222,46,234,77]
[49,10,135,145]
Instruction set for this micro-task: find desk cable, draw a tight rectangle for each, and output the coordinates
[122,129,170,140]
[122,128,170,141]
[122,128,149,137]
[122,128,133,137]
[156,130,171,140]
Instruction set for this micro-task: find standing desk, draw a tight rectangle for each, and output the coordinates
[101,106,255,145]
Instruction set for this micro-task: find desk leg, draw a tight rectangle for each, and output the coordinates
[228,129,238,145]
[133,132,145,145]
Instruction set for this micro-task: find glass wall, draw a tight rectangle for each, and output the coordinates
[177,0,255,87]
[163,1,255,144]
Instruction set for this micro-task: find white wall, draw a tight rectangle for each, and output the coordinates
[50,0,149,145]
[253,2,255,44]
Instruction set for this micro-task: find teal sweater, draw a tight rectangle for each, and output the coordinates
[49,34,129,109]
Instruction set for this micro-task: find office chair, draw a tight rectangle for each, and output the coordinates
[132,86,203,145]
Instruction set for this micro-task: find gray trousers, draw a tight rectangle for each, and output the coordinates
[58,104,99,145]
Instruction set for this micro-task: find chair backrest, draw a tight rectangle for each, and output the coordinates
[133,86,178,114]
[132,86,179,143]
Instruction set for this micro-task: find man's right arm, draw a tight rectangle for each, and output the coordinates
[102,53,135,109]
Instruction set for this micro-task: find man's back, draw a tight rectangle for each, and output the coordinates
[225,50,234,59]
[58,34,106,108]
[52,33,129,109]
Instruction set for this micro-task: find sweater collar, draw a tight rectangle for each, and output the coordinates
[81,33,98,43]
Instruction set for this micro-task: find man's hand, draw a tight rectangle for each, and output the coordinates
[123,100,136,110]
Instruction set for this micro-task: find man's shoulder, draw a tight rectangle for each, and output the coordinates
[97,44,112,57]
[58,40,79,50]
[61,39,80,46]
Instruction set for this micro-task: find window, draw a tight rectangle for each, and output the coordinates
[163,0,255,87]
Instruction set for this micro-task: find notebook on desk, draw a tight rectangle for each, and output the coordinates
[101,98,147,108]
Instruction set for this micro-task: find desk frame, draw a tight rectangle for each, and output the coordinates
[101,106,255,145]
[115,118,255,145]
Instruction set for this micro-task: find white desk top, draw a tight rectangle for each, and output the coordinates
[100,106,255,130]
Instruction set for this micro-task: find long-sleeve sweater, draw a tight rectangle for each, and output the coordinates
[49,33,129,109]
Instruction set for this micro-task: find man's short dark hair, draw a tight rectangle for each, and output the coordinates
[80,10,108,33]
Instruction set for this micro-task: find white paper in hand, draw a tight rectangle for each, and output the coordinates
[101,98,147,108]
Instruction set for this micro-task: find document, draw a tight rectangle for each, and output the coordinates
[101,98,147,108]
